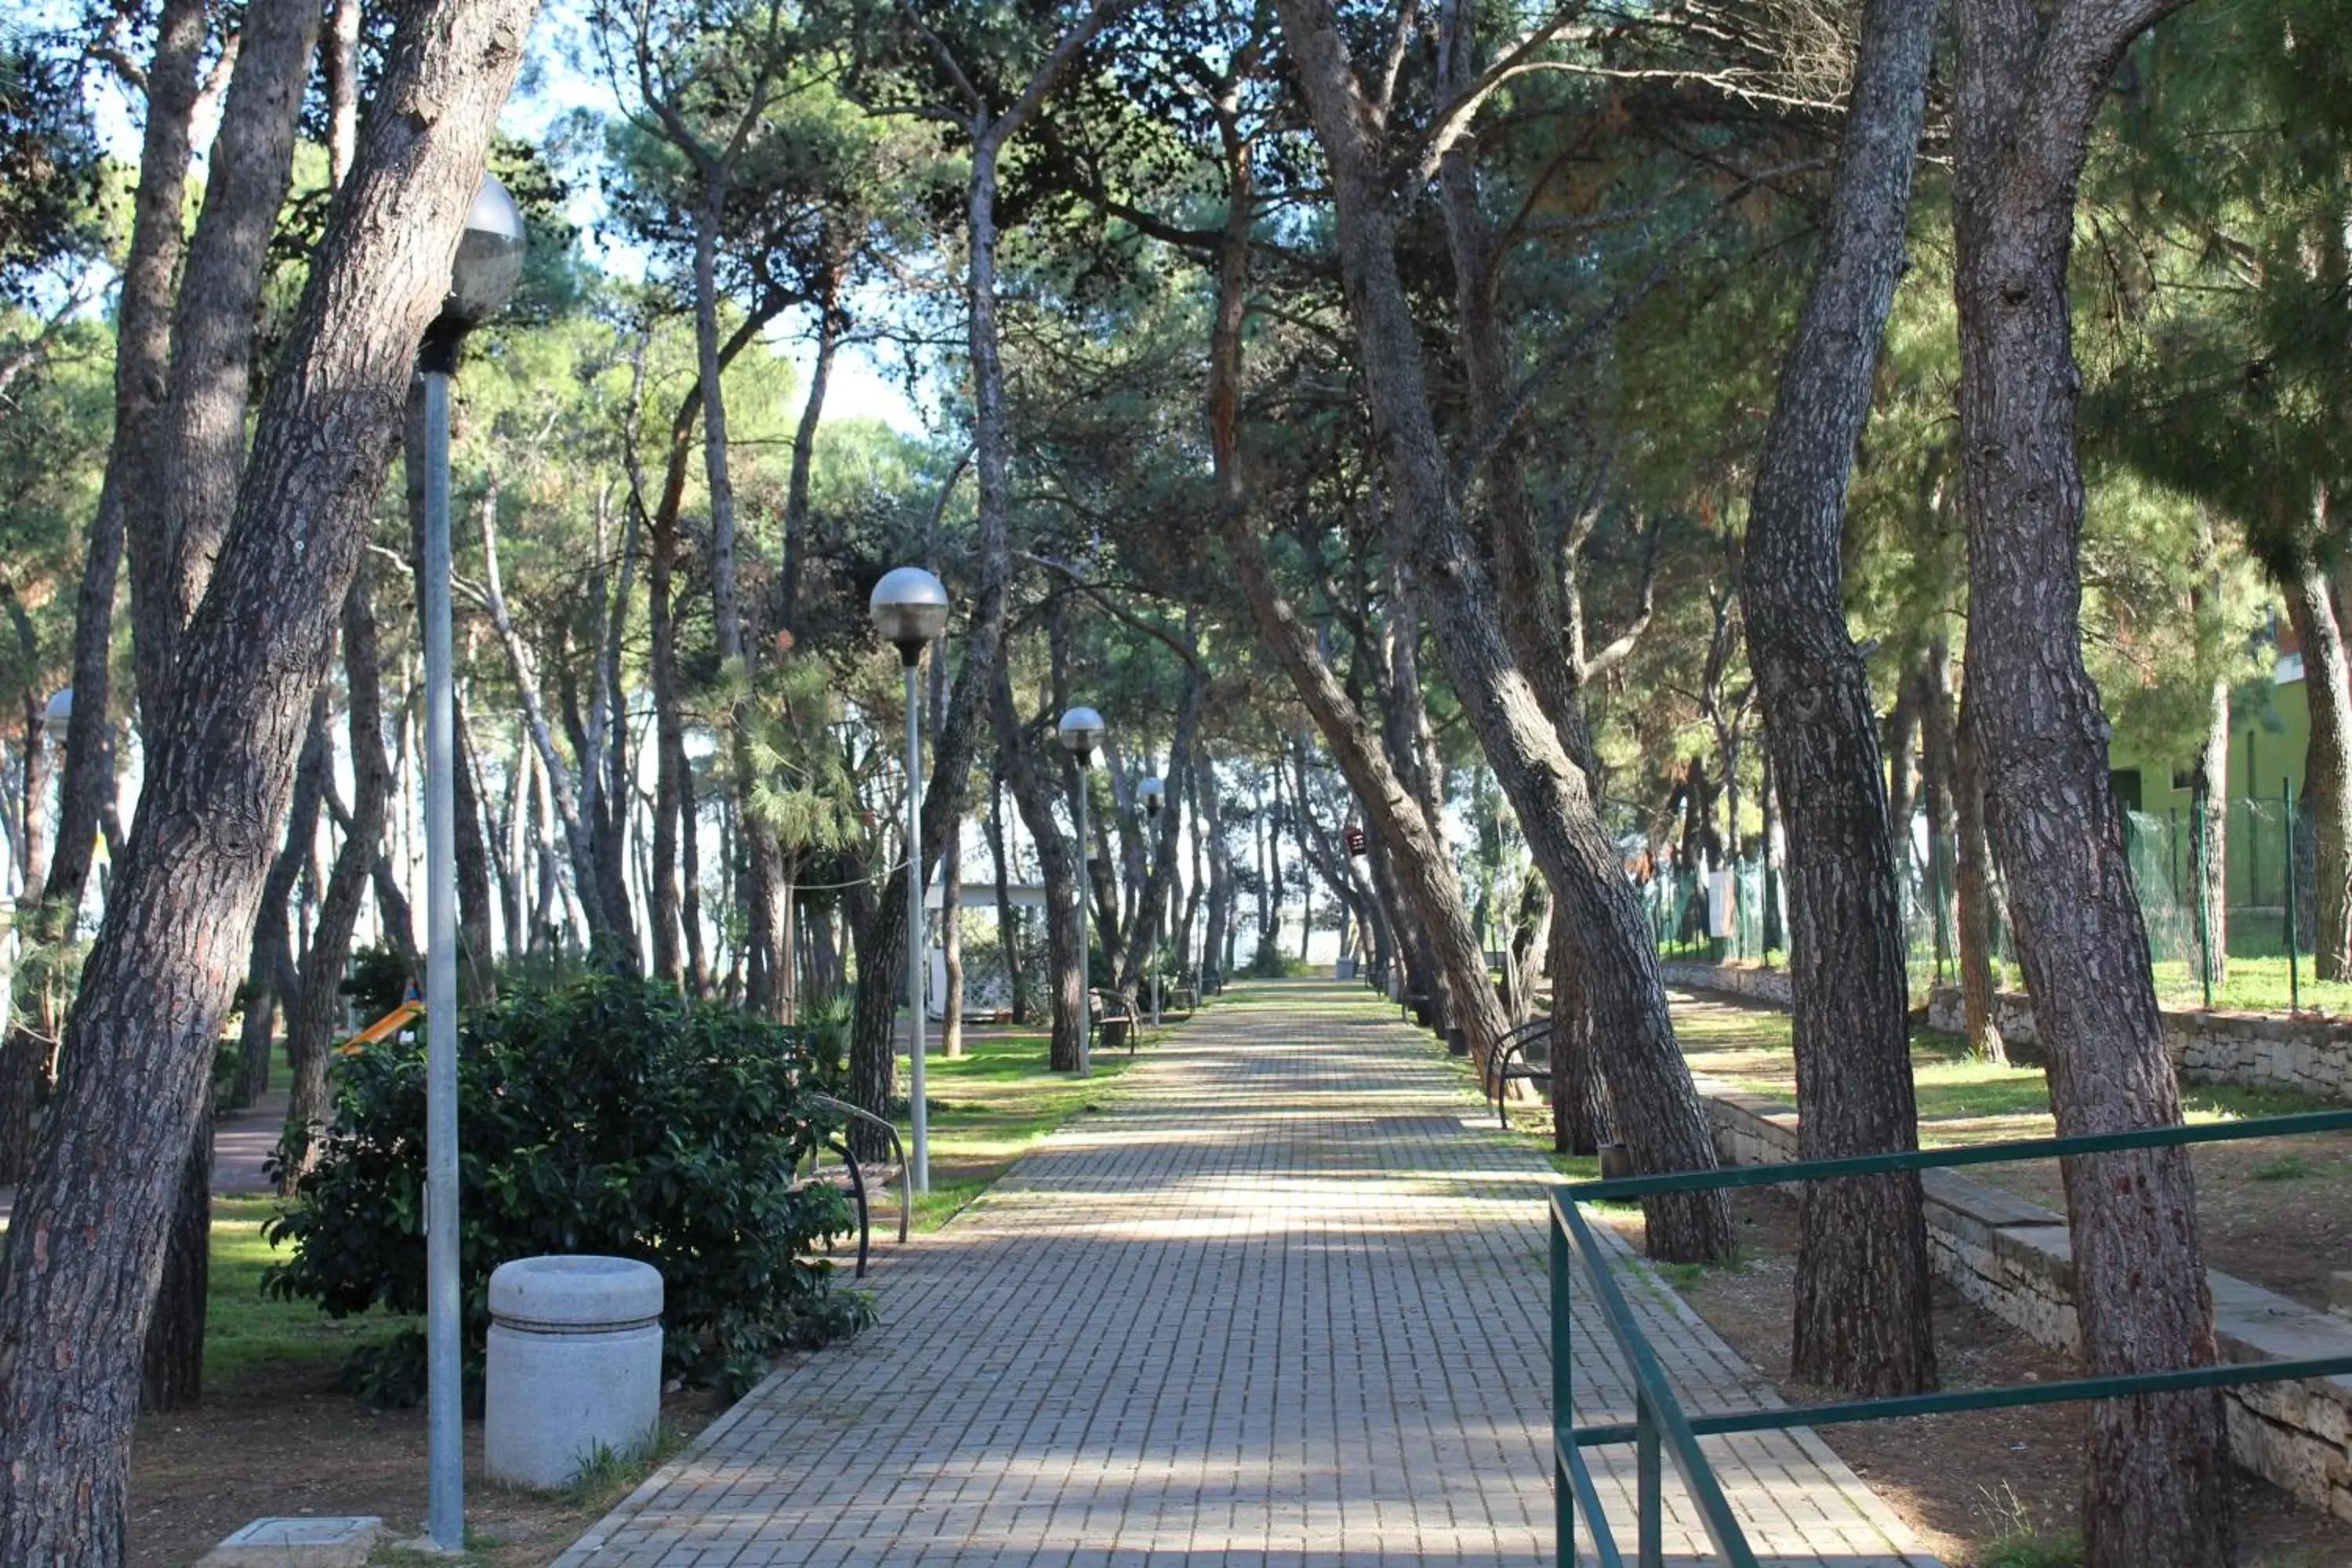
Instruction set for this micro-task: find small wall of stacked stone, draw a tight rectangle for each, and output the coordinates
[1657,960,1793,1008]
[1922,986,2352,1103]
[1696,1087,2352,1523]
[1661,960,2352,1104]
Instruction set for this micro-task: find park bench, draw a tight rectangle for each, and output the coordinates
[1160,974,1199,1021]
[1482,1017,1555,1128]
[1090,988,1140,1054]
[801,1091,912,1279]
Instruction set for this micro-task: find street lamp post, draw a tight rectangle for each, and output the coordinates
[1140,776,1164,1027]
[869,567,950,1194]
[1058,706,1105,1076]
[417,175,524,1556]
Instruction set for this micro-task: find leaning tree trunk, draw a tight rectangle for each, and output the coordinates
[282,569,392,1188]
[137,1074,210,1414]
[940,828,965,1058]
[993,666,1086,1072]
[1955,703,2007,1062]
[232,694,328,1107]
[1740,0,1940,1396]
[1951,0,2231,1557]
[1275,0,1726,1261]
[2192,679,2230,992]
[1547,913,1613,1156]
[0,0,534,1550]
[2285,561,2352,982]
[986,768,1029,1025]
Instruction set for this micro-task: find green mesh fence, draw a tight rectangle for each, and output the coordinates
[1647,792,2314,988]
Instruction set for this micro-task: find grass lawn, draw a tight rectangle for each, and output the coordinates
[900,1019,1150,1229]
[2147,954,2352,1015]
[204,1193,397,1383]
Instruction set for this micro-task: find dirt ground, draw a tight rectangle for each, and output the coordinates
[1609,1193,2352,1568]
[1970,1130,2352,1313]
[129,1362,724,1567]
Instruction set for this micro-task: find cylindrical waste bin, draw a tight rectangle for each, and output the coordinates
[485,1255,663,1490]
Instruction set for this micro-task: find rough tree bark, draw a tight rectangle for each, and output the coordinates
[992,666,1086,1072]
[2191,517,2230,989]
[122,0,323,1414]
[0,0,211,1187]
[1737,0,1942,1398]
[2286,557,2352,982]
[1273,0,1727,1259]
[1952,0,2233,1555]
[986,766,1029,1024]
[128,0,322,724]
[1954,702,2008,1062]
[0,0,535,1549]
[231,694,327,1108]
[282,567,393,1187]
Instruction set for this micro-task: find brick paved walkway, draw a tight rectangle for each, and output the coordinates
[554,981,1938,1567]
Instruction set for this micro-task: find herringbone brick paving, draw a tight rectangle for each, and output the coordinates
[551,980,1939,1567]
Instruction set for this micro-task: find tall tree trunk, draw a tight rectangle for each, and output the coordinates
[0,0,534,1548]
[1739,0,1941,1392]
[1745,0,1942,1383]
[986,767,1029,1024]
[477,477,615,946]
[992,666,1085,1072]
[842,34,1105,1128]
[450,687,499,998]
[1952,0,2231,1556]
[136,1074,209,1414]
[1274,0,1726,1260]
[1955,702,2008,1062]
[2190,516,2229,992]
[939,829,964,1057]
[2286,558,2352,982]
[282,569,392,1186]
[1547,913,1611,1156]
[2192,683,2229,992]
[231,693,328,1108]
[1194,748,1230,990]
[647,499,685,984]
[127,0,322,724]
[1918,648,1962,981]
[38,0,206,928]
[1883,672,1921,855]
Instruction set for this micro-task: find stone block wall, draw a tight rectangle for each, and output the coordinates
[1695,1088,2352,1523]
[1662,960,2352,1104]
[1924,986,2352,1103]
[1657,960,1793,1008]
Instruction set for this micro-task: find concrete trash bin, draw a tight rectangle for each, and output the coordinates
[485,1255,663,1490]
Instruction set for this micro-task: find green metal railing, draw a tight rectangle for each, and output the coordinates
[1552,1108,2352,1568]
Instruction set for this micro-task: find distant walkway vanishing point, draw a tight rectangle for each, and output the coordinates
[555,979,1940,1567]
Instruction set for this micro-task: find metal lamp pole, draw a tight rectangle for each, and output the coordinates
[416,176,526,1555]
[869,568,950,1193]
[1058,707,1105,1076]
[1141,776,1164,1027]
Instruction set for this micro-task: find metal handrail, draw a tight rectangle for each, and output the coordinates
[804,1092,913,1277]
[1555,1106,2352,1568]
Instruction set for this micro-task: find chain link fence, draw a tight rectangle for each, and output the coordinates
[1637,792,2314,996]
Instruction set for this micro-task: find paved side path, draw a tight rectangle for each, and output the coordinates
[556,982,1937,1567]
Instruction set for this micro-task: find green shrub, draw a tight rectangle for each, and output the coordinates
[264,971,868,1402]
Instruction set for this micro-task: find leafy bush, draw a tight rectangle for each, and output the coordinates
[264,972,868,1402]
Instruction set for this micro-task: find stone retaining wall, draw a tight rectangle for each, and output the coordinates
[1657,960,1792,1008]
[1920,985,2352,1103]
[1695,1084,2352,1523]
[1659,959,2352,1104]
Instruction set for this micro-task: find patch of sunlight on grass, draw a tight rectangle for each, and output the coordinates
[904,1027,1140,1232]
[205,1194,396,1388]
